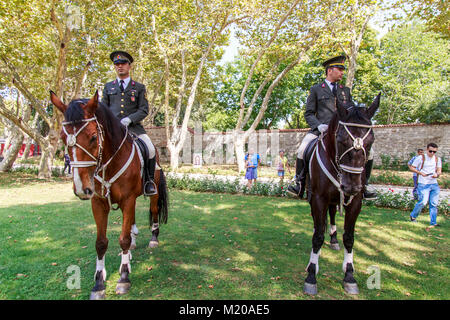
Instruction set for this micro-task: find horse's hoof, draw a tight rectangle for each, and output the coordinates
[303,282,318,295]
[343,281,359,295]
[148,240,159,248]
[90,290,106,300]
[115,282,131,295]
[330,243,340,250]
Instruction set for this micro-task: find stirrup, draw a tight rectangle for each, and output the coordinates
[144,180,158,196]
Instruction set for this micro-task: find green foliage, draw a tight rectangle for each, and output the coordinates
[376,22,450,124]
[167,173,288,197]
[377,154,409,171]
[365,189,449,215]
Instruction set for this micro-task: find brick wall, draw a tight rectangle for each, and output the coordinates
[145,123,450,165]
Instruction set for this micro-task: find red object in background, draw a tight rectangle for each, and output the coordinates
[0,141,41,157]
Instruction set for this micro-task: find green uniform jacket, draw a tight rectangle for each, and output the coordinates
[304,82,352,136]
[101,79,149,136]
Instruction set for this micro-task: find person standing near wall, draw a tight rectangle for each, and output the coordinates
[409,143,442,227]
[408,148,424,200]
[277,150,290,184]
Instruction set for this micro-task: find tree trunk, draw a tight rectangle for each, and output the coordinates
[0,126,24,172]
[168,143,180,170]
[233,131,246,173]
[22,138,32,160]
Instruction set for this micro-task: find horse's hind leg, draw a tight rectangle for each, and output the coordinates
[329,205,340,250]
[304,198,327,295]
[90,198,109,300]
[148,195,159,248]
[116,199,135,295]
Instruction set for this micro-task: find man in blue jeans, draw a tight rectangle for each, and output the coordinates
[409,143,442,227]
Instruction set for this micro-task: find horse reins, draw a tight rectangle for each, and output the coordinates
[62,116,135,210]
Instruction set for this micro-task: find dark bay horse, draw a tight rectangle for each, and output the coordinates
[303,94,380,295]
[50,91,168,300]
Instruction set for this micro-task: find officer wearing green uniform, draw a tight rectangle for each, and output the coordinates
[287,55,376,200]
[102,51,157,195]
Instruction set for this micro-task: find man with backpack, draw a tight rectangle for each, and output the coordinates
[409,143,442,227]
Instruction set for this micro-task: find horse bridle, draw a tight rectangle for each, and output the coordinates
[62,117,104,172]
[314,119,373,215]
[334,121,373,175]
[62,116,134,210]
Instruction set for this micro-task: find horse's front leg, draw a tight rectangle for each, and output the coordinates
[342,198,362,295]
[148,194,159,248]
[90,197,109,300]
[304,196,327,295]
[116,199,136,295]
[328,205,340,250]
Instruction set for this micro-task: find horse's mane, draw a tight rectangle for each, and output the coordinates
[64,99,132,153]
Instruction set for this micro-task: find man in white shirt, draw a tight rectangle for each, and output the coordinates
[409,143,442,226]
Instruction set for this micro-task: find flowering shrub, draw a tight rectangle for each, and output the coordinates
[364,189,449,215]
[166,173,449,214]
[166,173,288,197]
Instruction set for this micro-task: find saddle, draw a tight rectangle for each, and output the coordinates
[134,136,150,163]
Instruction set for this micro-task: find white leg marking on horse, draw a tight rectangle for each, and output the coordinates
[95,256,107,281]
[131,224,139,235]
[343,248,354,273]
[152,223,159,232]
[305,249,321,274]
[72,149,83,195]
[330,224,337,235]
[119,251,132,273]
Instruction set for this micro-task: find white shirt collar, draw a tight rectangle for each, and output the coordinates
[117,77,131,89]
[324,79,337,91]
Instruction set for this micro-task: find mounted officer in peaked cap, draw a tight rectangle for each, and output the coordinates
[101,50,157,196]
[287,55,377,200]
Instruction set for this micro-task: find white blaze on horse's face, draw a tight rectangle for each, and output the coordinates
[65,122,99,200]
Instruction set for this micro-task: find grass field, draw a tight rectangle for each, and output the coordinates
[0,172,448,300]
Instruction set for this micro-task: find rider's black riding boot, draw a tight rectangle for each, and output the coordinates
[363,159,377,200]
[287,158,304,198]
[144,157,157,196]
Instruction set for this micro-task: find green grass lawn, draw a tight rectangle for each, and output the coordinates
[0,172,448,300]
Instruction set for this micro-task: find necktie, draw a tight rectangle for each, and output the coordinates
[120,80,124,92]
[331,82,337,97]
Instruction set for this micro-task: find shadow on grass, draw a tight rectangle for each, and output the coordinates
[0,190,448,300]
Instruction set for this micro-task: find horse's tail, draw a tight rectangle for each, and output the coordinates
[156,169,169,224]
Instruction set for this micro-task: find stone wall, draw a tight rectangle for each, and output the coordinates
[145,123,450,166]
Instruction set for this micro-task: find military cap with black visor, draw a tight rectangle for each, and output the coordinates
[101,50,157,196]
[110,51,134,64]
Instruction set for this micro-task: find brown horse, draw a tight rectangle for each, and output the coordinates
[303,94,380,295]
[50,91,168,300]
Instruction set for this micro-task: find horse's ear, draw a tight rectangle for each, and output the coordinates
[336,98,348,119]
[50,90,67,113]
[366,93,381,119]
[84,90,99,115]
